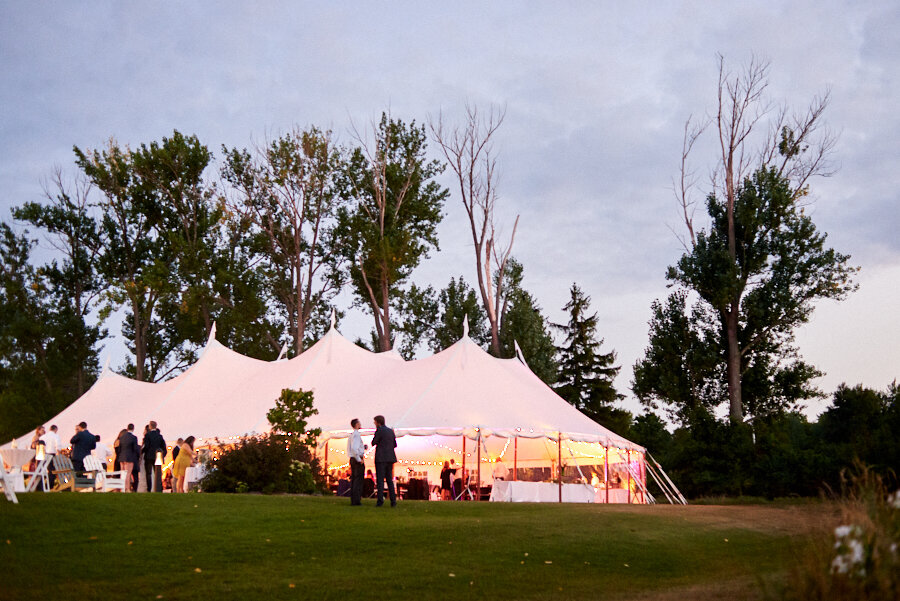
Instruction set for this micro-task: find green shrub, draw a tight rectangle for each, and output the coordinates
[200,434,326,494]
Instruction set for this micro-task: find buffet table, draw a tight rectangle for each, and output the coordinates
[594,488,631,503]
[489,480,596,503]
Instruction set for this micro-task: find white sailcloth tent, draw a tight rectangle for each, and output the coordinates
[4,324,647,501]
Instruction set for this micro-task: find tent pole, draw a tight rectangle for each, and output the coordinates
[513,436,517,481]
[461,435,466,498]
[627,449,632,504]
[476,429,481,502]
[323,441,329,483]
[557,432,562,503]
[641,453,647,504]
[605,445,609,504]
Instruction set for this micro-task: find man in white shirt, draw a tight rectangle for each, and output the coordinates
[43,424,61,456]
[93,435,112,471]
[347,418,367,506]
[492,458,510,481]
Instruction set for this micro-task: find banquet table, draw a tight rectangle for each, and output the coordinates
[594,488,631,504]
[184,465,207,489]
[1,449,35,492]
[489,480,596,503]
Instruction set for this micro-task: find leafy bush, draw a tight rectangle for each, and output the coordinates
[200,387,326,494]
[199,433,326,494]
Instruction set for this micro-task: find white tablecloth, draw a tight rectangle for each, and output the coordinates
[1,449,35,471]
[594,488,631,503]
[185,465,206,483]
[490,480,596,503]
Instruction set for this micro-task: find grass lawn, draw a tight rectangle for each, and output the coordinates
[0,494,837,601]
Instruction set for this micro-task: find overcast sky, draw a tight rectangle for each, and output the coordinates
[2,2,898,420]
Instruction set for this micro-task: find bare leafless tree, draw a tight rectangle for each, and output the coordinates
[430,104,518,356]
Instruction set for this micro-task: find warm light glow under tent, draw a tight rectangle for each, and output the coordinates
[3,324,648,503]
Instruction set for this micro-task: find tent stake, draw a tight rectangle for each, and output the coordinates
[557,432,562,503]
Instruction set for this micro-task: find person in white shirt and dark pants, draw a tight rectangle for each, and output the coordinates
[347,418,367,506]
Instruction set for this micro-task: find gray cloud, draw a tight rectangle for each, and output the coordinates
[2,1,897,415]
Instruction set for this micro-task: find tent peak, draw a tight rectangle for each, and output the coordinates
[514,340,528,366]
[329,307,336,331]
[463,313,469,338]
[208,321,217,344]
[99,355,112,379]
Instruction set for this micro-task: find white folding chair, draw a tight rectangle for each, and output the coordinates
[23,456,52,492]
[83,456,128,492]
[1,464,18,504]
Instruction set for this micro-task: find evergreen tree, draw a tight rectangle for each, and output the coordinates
[552,283,622,424]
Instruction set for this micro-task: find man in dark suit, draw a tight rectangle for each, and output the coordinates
[371,415,397,507]
[141,421,166,493]
[70,422,96,472]
[117,423,141,493]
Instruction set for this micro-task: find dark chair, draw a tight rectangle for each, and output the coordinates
[336,478,350,497]
[363,478,375,498]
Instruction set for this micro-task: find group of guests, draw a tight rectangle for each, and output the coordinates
[28,420,197,493]
[346,415,397,507]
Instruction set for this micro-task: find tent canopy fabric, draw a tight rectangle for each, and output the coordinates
[4,326,643,456]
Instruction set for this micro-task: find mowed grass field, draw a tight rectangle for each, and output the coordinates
[0,494,837,601]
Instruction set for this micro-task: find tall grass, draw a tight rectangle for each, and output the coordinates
[778,465,899,600]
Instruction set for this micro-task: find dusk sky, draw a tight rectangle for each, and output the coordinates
[2,2,897,420]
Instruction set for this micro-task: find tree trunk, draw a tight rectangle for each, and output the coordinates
[132,299,145,382]
[725,305,742,422]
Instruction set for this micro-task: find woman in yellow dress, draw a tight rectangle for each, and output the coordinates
[172,436,195,493]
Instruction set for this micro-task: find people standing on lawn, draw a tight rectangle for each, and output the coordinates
[371,415,398,507]
[347,418,367,506]
[28,426,45,472]
[43,425,60,458]
[172,437,184,462]
[70,422,96,472]
[113,429,126,471]
[141,421,166,492]
[43,424,60,487]
[116,424,140,493]
[171,436,195,493]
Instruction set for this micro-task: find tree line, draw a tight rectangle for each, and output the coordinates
[0,109,621,442]
[3,59,895,498]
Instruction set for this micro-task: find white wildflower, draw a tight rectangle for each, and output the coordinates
[888,490,900,509]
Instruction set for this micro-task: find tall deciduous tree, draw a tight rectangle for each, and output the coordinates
[552,284,622,423]
[75,139,169,382]
[430,105,518,357]
[341,113,448,351]
[133,131,220,375]
[0,223,98,439]
[13,168,104,396]
[644,56,856,423]
[632,291,722,426]
[222,127,347,355]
